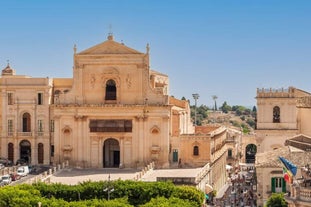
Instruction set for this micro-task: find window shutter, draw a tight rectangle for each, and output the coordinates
[271,177,276,193]
[282,178,286,193]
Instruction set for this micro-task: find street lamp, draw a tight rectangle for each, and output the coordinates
[103,174,114,200]
[192,93,199,126]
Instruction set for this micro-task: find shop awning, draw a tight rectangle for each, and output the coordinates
[205,184,213,194]
[226,164,233,170]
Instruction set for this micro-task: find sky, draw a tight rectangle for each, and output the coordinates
[1,0,311,108]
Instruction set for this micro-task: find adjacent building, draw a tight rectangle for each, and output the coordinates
[254,87,311,206]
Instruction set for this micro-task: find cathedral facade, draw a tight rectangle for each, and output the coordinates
[0,35,196,169]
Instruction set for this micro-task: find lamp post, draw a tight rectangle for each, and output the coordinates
[192,93,199,126]
[103,174,114,200]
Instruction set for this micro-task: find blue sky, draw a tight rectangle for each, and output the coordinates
[1,1,311,108]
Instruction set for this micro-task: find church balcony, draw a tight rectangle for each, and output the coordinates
[17,132,32,137]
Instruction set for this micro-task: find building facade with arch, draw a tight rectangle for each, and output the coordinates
[255,87,311,206]
[255,87,311,153]
[0,65,53,165]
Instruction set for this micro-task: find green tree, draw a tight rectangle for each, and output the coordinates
[212,95,218,111]
[246,118,256,129]
[190,104,209,126]
[220,101,232,113]
[265,193,287,207]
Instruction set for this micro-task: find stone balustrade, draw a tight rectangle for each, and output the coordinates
[286,183,311,205]
[299,187,311,202]
[25,161,69,184]
[133,161,155,181]
[195,162,210,184]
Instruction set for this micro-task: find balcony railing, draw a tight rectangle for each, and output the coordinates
[7,131,46,137]
[17,132,32,137]
[299,187,311,202]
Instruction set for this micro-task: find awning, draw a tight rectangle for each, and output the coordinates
[226,165,233,170]
[205,184,213,194]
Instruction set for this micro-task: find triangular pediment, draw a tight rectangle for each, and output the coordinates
[77,38,143,55]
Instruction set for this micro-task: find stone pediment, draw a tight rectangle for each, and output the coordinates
[77,37,143,55]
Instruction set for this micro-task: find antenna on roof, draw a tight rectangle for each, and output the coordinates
[6,59,10,66]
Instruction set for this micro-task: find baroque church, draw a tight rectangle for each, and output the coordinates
[0,34,237,196]
[0,34,198,169]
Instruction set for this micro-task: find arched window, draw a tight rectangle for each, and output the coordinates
[273,106,280,123]
[105,79,116,100]
[22,113,31,132]
[193,146,199,156]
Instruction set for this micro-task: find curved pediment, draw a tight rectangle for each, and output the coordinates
[77,36,143,55]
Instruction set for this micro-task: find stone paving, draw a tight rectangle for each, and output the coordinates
[50,167,202,185]
[141,168,202,181]
[50,168,139,185]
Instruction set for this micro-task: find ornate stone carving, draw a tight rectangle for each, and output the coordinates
[90,74,96,88]
[150,145,161,154]
[126,74,132,88]
[62,145,73,152]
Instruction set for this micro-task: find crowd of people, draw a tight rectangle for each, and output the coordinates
[214,167,257,207]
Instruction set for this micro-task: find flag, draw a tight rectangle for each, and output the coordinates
[279,156,297,176]
[283,167,293,184]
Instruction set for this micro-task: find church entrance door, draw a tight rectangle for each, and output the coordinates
[103,138,120,168]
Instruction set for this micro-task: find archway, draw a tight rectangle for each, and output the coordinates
[103,138,120,168]
[20,140,31,163]
[245,144,257,163]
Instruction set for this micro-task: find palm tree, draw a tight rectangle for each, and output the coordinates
[212,95,218,111]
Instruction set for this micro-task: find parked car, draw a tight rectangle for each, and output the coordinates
[2,175,11,185]
[0,178,4,187]
[17,166,29,177]
[16,158,27,166]
[0,157,12,167]
[10,173,21,181]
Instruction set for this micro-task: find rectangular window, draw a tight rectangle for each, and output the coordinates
[173,149,178,162]
[51,145,54,156]
[38,120,43,132]
[8,120,13,136]
[8,93,13,105]
[228,149,233,157]
[89,119,132,132]
[50,120,54,132]
[271,177,283,193]
[38,93,43,105]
